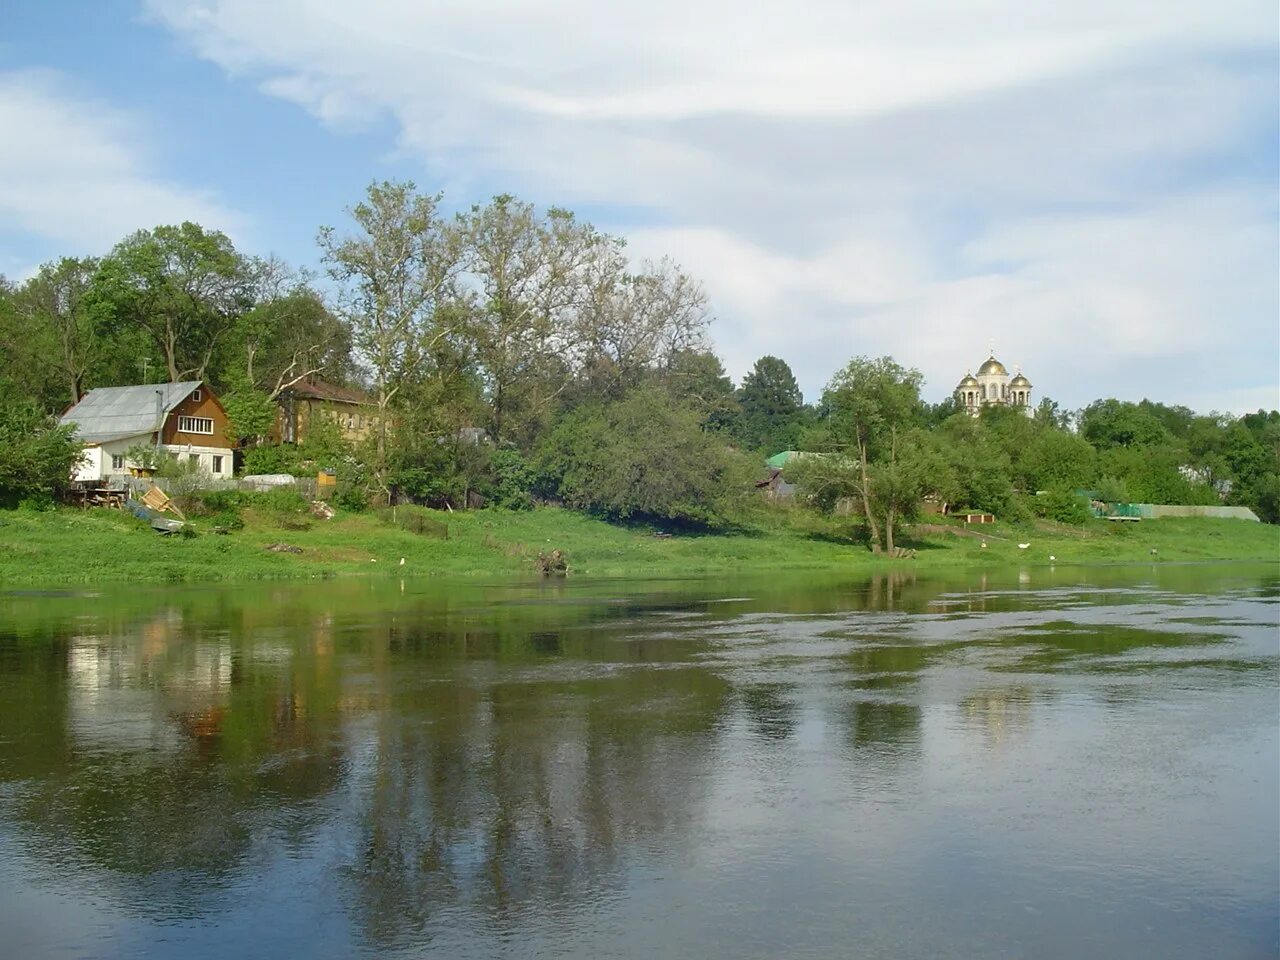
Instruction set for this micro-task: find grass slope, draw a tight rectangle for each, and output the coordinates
[0,504,1275,586]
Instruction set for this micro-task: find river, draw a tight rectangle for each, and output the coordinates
[0,563,1276,959]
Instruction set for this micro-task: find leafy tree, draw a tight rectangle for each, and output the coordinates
[0,391,83,508]
[807,356,923,550]
[1018,428,1097,492]
[320,181,464,495]
[461,194,610,444]
[660,348,738,432]
[9,258,101,407]
[737,355,804,453]
[535,386,752,526]
[94,223,254,383]
[1079,399,1171,449]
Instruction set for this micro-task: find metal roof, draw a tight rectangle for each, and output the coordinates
[60,382,202,443]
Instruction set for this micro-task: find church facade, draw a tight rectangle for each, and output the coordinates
[955,353,1032,416]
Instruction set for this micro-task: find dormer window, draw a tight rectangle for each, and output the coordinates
[191,389,202,402]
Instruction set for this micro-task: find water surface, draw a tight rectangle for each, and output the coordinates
[1,564,1277,959]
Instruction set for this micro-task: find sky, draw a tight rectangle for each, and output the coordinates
[1,1,1277,413]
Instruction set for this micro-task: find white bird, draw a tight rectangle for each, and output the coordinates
[980,542,987,549]
[399,557,405,566]
[370,558,377,563]
[1017,543,1031,550]
[1049,555,1056,562]
[1150,548,1157,555]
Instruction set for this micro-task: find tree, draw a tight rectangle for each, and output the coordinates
[0,389,83,508]
[737,355,803,453]
[319,181,464,495]
[1079,399,1170,449]
[94,223,253,383]
[461,195,611,444]
[660,348,738,432]
[10,258,101,407]
[810,356,924,550]
[535,386,752,526]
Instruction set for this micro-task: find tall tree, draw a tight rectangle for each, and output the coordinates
[319,181,463,494]
[814,356,923,550]
[11,258,101,406]
[737,355,803,453]
[94,223,253,383]
[461,195,611,444]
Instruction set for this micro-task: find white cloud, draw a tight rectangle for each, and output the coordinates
[0,70,245,256]
[144,0,1278,412]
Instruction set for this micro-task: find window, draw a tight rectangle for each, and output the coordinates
[191,389,202,402]
[112,454,125,470]
[346,415,354,429]
[212,455,223,474]
[178,416,214,435]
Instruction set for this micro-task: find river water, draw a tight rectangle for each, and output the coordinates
[0,564,1276,959]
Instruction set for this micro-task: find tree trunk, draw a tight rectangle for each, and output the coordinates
[885,508,895,555]
[858,438,882,550]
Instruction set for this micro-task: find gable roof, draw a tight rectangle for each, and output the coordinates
[283,378,372,405]
[60,382,203,443]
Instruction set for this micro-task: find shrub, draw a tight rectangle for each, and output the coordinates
[1033,488,1091,525]
[487,449,534,510]
[535,387,755,527]
[0,395,83,509]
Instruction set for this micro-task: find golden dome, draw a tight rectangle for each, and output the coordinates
[1010,373,1031,386]
[958,373,978,386]
[977,356,1008,377]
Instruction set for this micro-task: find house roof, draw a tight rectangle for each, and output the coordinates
[60,381,202,443]
[284,379,371,405]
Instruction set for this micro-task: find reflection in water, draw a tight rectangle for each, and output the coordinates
[0,564,1276,959]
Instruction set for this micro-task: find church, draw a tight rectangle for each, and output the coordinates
[955,352,1032,415]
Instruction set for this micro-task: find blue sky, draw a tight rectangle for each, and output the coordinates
[1,0,1276,413]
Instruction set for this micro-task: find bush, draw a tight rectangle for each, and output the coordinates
[1033,488,1091,525]
[332,481,370,512]
[0,395,83,509]
[535,387,755,527]
[486,449,534,510]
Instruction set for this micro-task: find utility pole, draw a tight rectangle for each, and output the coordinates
[154,388,164,454]
[140,357,151,384]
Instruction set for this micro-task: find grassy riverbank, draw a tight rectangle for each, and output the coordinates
[0,502,1276,587]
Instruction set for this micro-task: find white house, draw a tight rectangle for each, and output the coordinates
[60,381,235,482]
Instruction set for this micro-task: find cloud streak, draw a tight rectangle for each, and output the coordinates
[145,0,1278,412]
[0,69,244,260]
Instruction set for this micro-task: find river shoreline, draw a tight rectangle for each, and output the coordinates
[1,505,1276,587]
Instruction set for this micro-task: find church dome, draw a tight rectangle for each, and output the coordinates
[977,356,1008,377]
[958,373,978,386]
[1010,373,1031,386]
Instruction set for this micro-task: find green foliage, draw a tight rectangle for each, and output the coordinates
[1095,475,1131,503]
[1033,488,1091,525]
[736,355,804,453]
[220,375,276,444]
[486,449,535,510]
[1079,399,1171,449]
[0,393,83,509]
[1019,429,1097,492]
[535,387,753,526]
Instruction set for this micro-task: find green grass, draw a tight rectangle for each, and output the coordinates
[0,502,1275,586]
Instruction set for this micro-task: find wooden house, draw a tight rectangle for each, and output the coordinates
[275,378,374,444]
[60,381,235,482]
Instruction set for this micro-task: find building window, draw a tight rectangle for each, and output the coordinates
[178,416,214,435]
[191,389,202,402]
[212,455,223,474]
[346,414,354,429]
[112,454,125,470]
